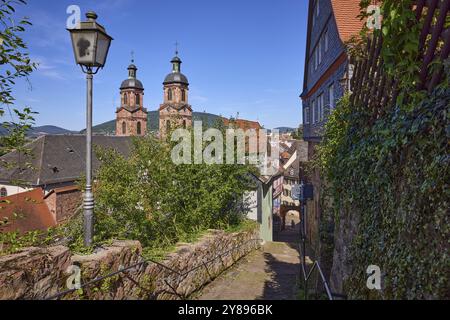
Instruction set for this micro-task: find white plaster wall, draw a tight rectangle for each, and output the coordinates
[0,184,31,197]
[243,191,258,221]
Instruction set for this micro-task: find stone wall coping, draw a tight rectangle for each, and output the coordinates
[0,227,260,300]
[0,245,69,265]
[71,240,142,263]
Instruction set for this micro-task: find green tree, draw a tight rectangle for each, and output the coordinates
[0,0,37,156]
[0,0,36,111]
[0,0,37,242]
[291,125,304,140]
[75,125,258,253]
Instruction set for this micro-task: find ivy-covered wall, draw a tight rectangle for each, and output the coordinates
[315,0,449,300]
[320,72,449,299]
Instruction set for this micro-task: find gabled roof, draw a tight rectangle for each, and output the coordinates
[0,135,133,186]
[0,188,56,233]
[330,0,365,43]
[302,0,364,97]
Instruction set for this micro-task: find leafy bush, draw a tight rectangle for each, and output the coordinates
[83,130,256,253]
[1,123,259,256]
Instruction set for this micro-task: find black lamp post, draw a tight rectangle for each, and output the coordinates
[67,11,113,246]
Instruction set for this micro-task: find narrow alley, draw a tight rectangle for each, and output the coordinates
[196,222,301,300]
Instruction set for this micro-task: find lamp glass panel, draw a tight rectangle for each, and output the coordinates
[71,31,97,65]
[95,33,111,66]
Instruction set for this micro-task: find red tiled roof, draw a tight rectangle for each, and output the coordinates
[44,185,79,199]
[222,118,262,131]
[331,0,365,42]
[0,189,56,233]
[302,0,368,98]
[281,152,291,160]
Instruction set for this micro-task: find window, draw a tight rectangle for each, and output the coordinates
[183,120,187,129]
[316,0,320,17]
[122,122,126,135]
[318,40,322,65]
[312,99,316,123]
[304,107,310,124]
[136,94,140,106]
[166,120,171,132]
[317,93,324,122]
[312,95,324,123]
[322,94,325,120]
[124,93,128,105]
[316,94,322,122]
[324,29,329,52]
[181,89,186,102]
[168,89,173,101]
[137,121,142,135]
[314,49,318,70]
[329,84,335,109]
[1,188,7,197]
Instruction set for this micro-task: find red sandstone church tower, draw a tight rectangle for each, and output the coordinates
[159,51,192,138]
[116,61,148,136]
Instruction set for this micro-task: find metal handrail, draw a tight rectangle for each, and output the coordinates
[298,242,333,300]
[45,238,262,300]
[298,195,336,300]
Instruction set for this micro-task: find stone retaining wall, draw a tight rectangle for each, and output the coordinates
[0,228,261,300]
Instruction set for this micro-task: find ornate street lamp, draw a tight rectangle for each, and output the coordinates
[67,11,113,246]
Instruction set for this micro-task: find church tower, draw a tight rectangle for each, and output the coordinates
[116,60,148,136]
[159,51,192,138]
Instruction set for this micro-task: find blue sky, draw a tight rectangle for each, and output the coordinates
[10,0,308,131]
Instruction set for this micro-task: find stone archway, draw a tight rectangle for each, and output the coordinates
[279,205,301,230]
[273,205,301,243]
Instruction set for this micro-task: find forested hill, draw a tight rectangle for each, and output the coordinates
[81,111,222,134]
